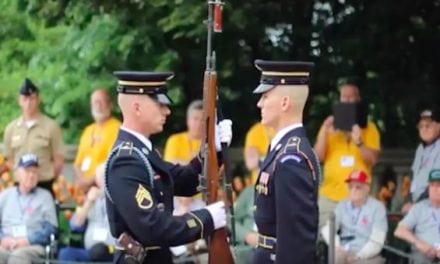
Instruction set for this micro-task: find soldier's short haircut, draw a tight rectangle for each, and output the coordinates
[186,100,203,117]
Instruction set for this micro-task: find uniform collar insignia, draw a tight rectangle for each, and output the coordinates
[142,147,149,155]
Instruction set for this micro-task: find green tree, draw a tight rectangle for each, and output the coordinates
[1,0,438,147]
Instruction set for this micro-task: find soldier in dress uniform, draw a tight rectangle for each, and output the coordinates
[251,60,321,264]
[104,71,233,264]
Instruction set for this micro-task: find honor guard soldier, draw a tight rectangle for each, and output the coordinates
[104,71,233,264]
[252,60,321,264]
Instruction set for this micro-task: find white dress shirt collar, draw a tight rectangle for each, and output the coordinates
[120,126,153,151]
[270,123,303,151]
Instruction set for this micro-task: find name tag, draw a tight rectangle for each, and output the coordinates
[12,225,27,237]
[92,227,108,242]
[340,156,354,167]
[81,156,92,171]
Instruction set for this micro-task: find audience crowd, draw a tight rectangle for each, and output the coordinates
[0,78,438,263]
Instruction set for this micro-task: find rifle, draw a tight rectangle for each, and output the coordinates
[199,0,234,263]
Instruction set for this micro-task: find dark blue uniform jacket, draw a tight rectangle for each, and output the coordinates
[105,129,214,264]
[253,127,320,264]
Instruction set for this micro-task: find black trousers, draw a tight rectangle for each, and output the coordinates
[252,247,275,264]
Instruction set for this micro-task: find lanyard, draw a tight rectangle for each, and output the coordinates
[347,202,363,226]
[343,202,363,246]
[419,145,434,172]
[187,135,199,159]
[431,207,440,234]
[16,188,35,221]
[418,139,440,172]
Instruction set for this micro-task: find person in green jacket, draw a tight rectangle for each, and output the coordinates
[233,184,258,264]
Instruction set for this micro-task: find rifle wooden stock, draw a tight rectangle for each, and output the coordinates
[202,70,234,264]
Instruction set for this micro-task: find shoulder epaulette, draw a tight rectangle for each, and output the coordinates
[117,141,134,156]
[105,141,156,204]
[271,136,302,170]
[281,136,301,154]
[274,136,318,182]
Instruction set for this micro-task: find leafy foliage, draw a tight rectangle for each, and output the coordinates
[0,0,438,147]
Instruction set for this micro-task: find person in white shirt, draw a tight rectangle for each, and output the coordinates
[395,169,440,264]
[0,153,57,264]
[322,170,387,264]
[58,164,114,262]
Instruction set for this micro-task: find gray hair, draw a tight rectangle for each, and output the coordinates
[186,100,203,117]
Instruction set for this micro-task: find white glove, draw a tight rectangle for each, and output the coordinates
[170,245,187,256]
[215,119,233,151]
[205,201,227,230]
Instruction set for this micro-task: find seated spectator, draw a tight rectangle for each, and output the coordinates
[232,176,246,202]
[394,169,440,264]
[402,107,440,213]
[74,88,120,192]
[315,83,381,227]
[322,170,387,264]
[0,153,57,264]
[58,164,114,262]
[376,164,397,210]
[234,183,257,264]
[231,162,247,202]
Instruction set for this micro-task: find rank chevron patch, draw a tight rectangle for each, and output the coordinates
[135,184,153,210]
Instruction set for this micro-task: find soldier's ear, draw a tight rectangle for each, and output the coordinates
[132,102,141,116]
[280,95,290,111]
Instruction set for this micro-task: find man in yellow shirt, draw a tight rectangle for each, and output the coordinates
[164,100,204,214]
[243,122,274,185]
[74,89,120,191]
[314,83,381,227]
